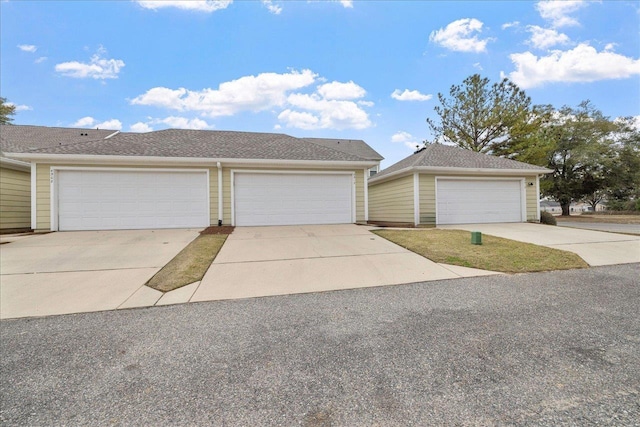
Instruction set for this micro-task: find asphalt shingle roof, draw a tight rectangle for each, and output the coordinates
[3,127,378,163]
[372,143,548,180]
[0,125,117,155]
[304,138,383,161]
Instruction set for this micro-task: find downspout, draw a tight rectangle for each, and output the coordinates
[217,162,223,226]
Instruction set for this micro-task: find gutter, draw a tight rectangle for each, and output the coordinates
[3,153,378,169]
[369,165,553,185]
[0,156,30,172]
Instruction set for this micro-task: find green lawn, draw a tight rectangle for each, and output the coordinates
[372,229,588,273]
[146,234,227,292]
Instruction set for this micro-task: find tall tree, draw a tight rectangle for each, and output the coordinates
[539,101,617,216]
[605,116,640,207]
[0,97,17,125]
[426,74,536,153]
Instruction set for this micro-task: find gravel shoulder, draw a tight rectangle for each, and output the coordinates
[2,264,639,426]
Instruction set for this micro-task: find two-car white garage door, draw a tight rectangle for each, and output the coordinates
[436,178,525,225]
[234,172,353,226]
[57,170,210,231]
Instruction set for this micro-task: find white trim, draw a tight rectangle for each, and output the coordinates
[230,169,357,226]
[363,168,369,222]
[217,162,223,224]
[0,156,30,171]
[50,168,57,231]
[434,177,439,225]
[369,165,552,185]
[536,175,541,221]
[104,130,120,139]
[5,153,377,168]
[435,176,527,225]
[31,163,37,230]
[413,173,420,226]
[49,167,210,232]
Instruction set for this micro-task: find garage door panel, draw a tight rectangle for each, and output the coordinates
[57,170,209,231]
[437,179,523,225]
[234,173,353,226]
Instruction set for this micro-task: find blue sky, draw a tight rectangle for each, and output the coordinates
[2,0,639,167]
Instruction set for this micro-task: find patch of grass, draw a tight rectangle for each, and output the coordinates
[372,229,588,273]
[146,234,227,292]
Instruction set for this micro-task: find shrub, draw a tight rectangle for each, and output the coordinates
[540,211,557,226]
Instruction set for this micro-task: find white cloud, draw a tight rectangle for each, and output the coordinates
[35,56,47,64]
[507,43,640,88]
[6,102,32,112]
[71,116,97,127]
[130,122,153,133]
[317,81,366,100]
[71,116,122,130]
[429,18,492,53]
[337,0,353,8]
[153,116,212,130]
[131,69,317,117]
[280,92,371,130]
[55,47,125,80]
[536,0,586,28]
[132,69,372,131]
[262,0,282,14]
[136,0,232,12]
[18,44,37,53]
[391,131,421,150]
[391,89,432,101]
[473,62,483,70]
[527,25,570,49]
[96,119,123,130]
[358,100,374,107]
[501,21,520,30]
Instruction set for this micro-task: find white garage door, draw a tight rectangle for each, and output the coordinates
[57,170,209,231]
[234,173,353,226]
[437,179,524,225]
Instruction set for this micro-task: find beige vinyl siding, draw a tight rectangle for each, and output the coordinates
[355,169,365,223]
[0,166,31,230]
[36,164,51,230]
[525,177,538,221]
[224,166,364,225]
[35,164,218,231]
[368,175,414,223]
[418,174,436,225]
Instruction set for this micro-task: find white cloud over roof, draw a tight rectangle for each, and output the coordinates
[507,43,640,88]
[391,89,432,101]
[55,47,124,80]
[136,0,232,12]
[429,18,492,53]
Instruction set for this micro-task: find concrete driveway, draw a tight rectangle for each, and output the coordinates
[0,229,199,319]
[439,222,640,266]
[191,224,498,302]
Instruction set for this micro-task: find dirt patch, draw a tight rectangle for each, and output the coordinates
[200,226,235,235]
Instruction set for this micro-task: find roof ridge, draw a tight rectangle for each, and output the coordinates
[303,137,370,161]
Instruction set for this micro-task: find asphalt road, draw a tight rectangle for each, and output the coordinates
[2,264,639,426]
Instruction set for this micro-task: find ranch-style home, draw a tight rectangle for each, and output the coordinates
[1,125,383,232]
[368,143,552,226]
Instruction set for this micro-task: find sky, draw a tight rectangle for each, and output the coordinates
[2,0,639,168]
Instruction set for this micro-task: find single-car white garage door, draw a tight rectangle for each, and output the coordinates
[234,172,353,226]
[437,178,524,225]
[57,169,209,231]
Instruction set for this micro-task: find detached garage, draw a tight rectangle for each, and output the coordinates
[368,143,551,226]
[3,127,382,231]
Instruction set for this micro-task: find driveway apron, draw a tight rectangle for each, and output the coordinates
[193,224,497,302]
[0,229,199,319]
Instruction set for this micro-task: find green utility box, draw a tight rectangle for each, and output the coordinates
[471,231,482,245]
